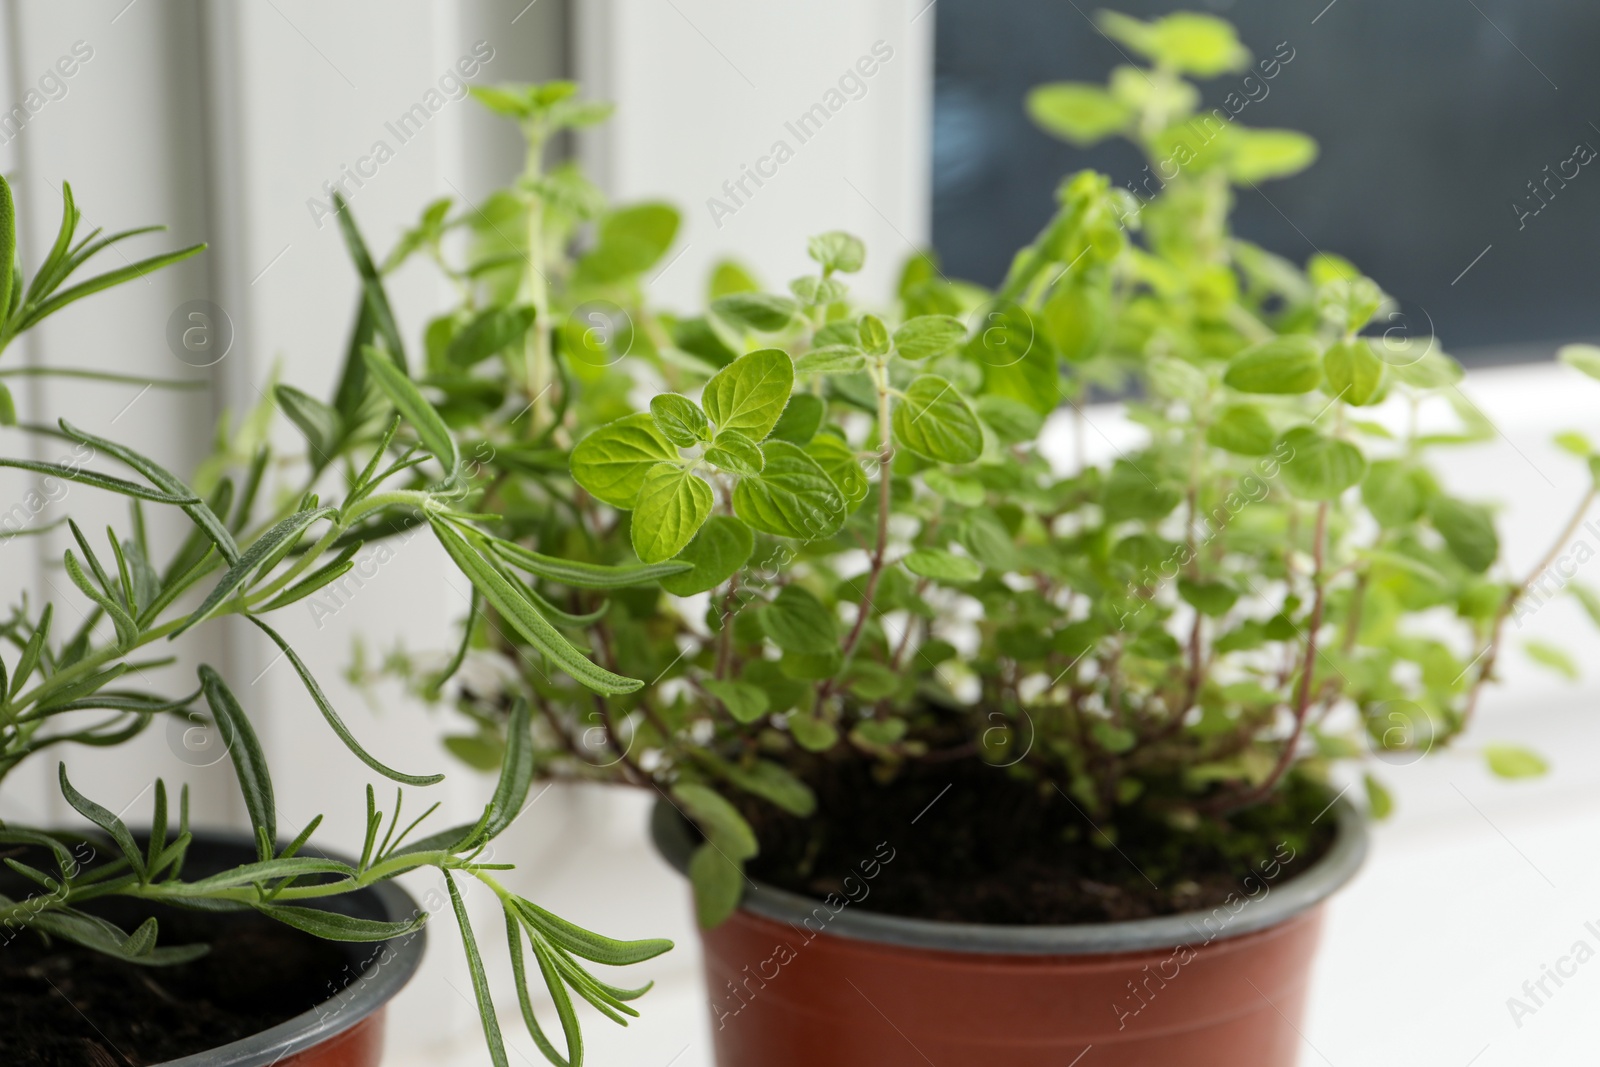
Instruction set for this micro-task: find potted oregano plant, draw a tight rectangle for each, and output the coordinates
[346,18,1584,1066]
[0,174,675,1067]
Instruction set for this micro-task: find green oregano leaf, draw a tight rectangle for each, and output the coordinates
[447,305,537,367]
[1026,82,1134,145]
[1224,335,1323,394]
[701,348,794,441]
[1277,427,1366,500]
[703,679,769,724]
[732,440,846,539]
[795,345,866,377]
[688,844,743,929]
[649,393,710,448]
[892,315,967,360]
[1363,460,1430,527]
[711,292,798,333]
[1559,343,1600,381]
[1206,404,1276,456]
[1429,496,1499,573]
[661,516,754,596]
[705,429,764,476]
[901,548,982,584]
[759,585,838,655]
[671,783,757,859]
[570,413,677,508]
[806,231,865,274]
[768,394,825,445]
[858,314,890,355]
[1484,743,1548,780]
[805,434,868,507]
[1323,339,1385,406]
[892,375,982,464]
[631,463,713,564]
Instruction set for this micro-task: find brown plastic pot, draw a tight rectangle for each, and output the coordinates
[652,800,1366,1066]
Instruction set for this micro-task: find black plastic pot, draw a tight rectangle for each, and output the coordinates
[3,831,426,1067]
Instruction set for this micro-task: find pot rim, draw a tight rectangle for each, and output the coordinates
[154,831,426,1067]
[650,793,1367,955]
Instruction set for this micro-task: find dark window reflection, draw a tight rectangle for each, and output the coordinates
[932,0,1600,364]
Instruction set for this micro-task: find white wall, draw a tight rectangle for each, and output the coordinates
[576,0,935,310]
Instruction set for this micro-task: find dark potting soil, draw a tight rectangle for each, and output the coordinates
[0,871,362,1066]
[739,756,1336,925]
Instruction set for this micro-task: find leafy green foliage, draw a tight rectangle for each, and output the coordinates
[893,375,983,463]
[700,349,794,440]
[1559,343,1600,381]
[1484,743,1549,779]
[902,549,982,584]
[660,516,753,595]
[1026,83,1133,146]
[808,231,866,274]
[1323,340,1384,406]
[1224,337,1323,394]
[649,393,710,447]
[631,464,713,563]
[760,585,838,654]
[429,518,643,696]
[893,315,968,360]
[360,346,460,481]
[1277,427,1367,500]
[1429,497,1500,573]
[1206,404,1276,455]
[570,415,676,507]
[1097,10,1249,77]
[732,440,846,538]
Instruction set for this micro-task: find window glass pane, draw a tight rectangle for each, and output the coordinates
[933,0,1600,364]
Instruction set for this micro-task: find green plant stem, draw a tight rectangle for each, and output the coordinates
[342,489,435,527]
[0,367,205,388]
[838,364,894,667]
[890,577,930,672]
[1224,305,1274,344]
[471,867,515,903]
[5,614,198,724]
[1462,486,1598,731]
[143,848,460,903]
[5,478,428,726]
[1212,499,1329,813]
[1181,405,1208,709]
[520,125,554,424]
[714,571,740,681]
[0,850,473,928]
[1138,65,1176,143]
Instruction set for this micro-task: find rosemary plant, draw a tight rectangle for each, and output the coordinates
[0,173,670,1067]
